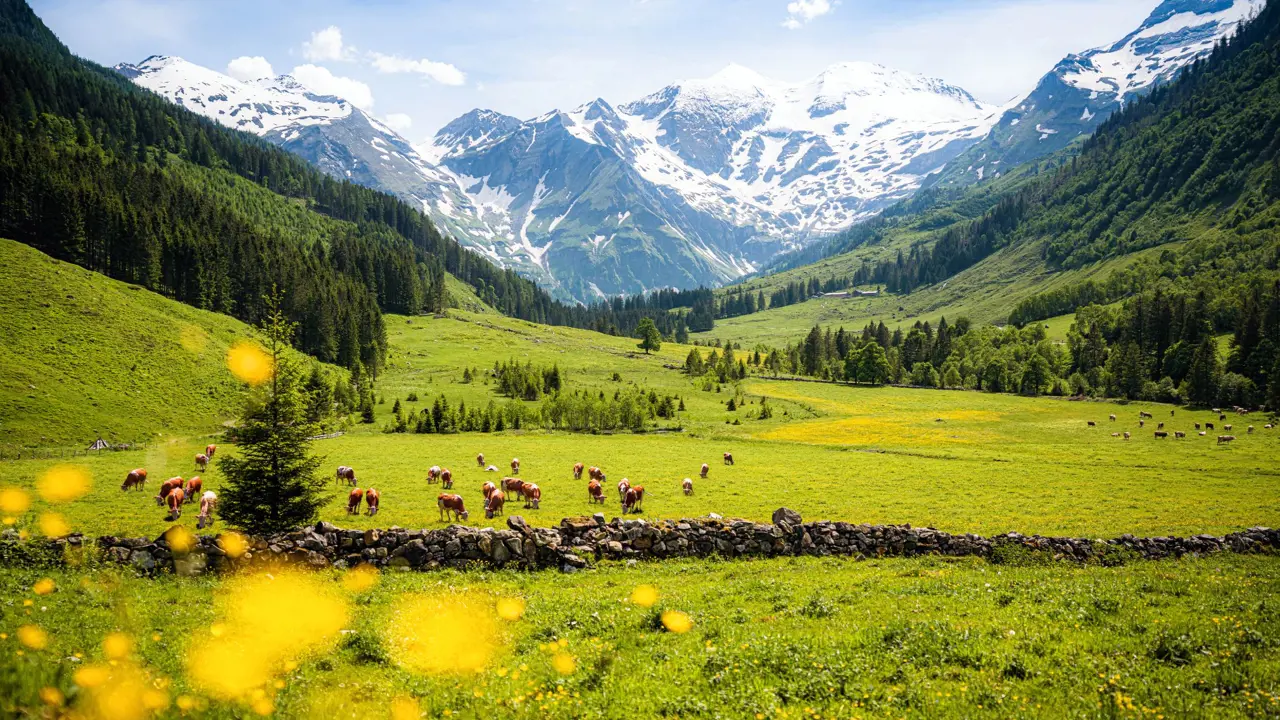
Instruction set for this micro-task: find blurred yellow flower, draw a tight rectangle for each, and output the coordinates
[251,697,274,716]
[103,632,133,660]
[551,653,576,675]
[76,662,167,720]
[0,487,30,514]
[37,465,91,503]
[227,342,273,385]
[75,665,111,688]
[39,686,64,706]
[390,696,420,720]
[38,512,70,537]
[33,578,55,595]
[661,610,693,634]
[175,695,195,711]
[631,584,659,607]
[496,596,525,621]
[17,624,48,650]
[341,564,378,593]
[219,532,249,559]
[387,593,499,675]
[164,526,195,554]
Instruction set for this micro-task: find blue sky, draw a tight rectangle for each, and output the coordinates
[32,0,1158,141]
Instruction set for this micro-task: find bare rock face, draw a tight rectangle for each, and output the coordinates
[772,507,802,527]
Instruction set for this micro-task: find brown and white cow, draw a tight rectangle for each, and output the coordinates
[484,491,505,519]
[439,493,469,522]
[573,462,585,480]
[165,487,185,520]
[588,466,605,482]
[1123,432,1131,440]
[700,463,709,479]
[121,468,147,492]
[476,453,486,467]
[155,477,183,506]
[1087,421,1096,427]
[205,444,217,459]
[682,478,693,496]
[723,452,734,466]
[522,483,541,510]
[1218,435,1236,444]
[427,465,443,484]
[365,488,380,517]
[195,453,209,472]
[1224,424,1233,432]
[1109,414,1117,422]
[440,468,453,490]
[1206,422,1216,431]
[347,488,365,515]
[617,478,631,500]
[502,477,526,501]
[587,480,604,504]
[336,466,356,486]
[1174,431,1186,439]
[197,491,217,529]
[183,476,202,502]
[482,481,497,502]
[510,458,521,475]
[622,485,645,514]
[1154,431,1168,439]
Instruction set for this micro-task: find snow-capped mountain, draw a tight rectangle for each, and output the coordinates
[110,55,533,283]
[932,0,1261,187]
[418,62,998,299]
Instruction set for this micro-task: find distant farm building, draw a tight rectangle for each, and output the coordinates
[820,289,880,299]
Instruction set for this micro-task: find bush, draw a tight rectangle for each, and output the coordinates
[406,391,419,402]
[1088,543,1140,567]
[988,543,1054,567]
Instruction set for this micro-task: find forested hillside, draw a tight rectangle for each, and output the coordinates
[0,0,712,375]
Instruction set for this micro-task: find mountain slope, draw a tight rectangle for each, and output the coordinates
[932,0,1261,188]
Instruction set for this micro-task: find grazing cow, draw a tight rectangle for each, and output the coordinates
[440,468,453,490]
[511,458,521,475]
[1248,425,1255,434]
[700,463,710,479]
[347,488,365,515]
[1266,424,1274,429]
[1157,422,1164,430]
[1220,414,1227,421]
[481,482,497,502]
[195,453,209,472]
[165,488,185,520]
[427,465,443,484]
[197,491,217,529]
[1111,432,1120,437]
[121,468,147,492]
[477,453,485,468]
[205,444,217,459]
[484,491,505,519]
[1174,431,1186,439]
[365,488,380,516]
[155,477,183,506]
[1218,435,1236,444]
[1195,423,1201,430]
[573,462,585,480]
[1170,409,1175,417]
[1206,422,1215,431]
[587,480,605,504]
[1224,424,1233,432]
[1154,431,1168,439]
[1139,420,1145,428]
[522,483,541,510]
[336,466,356,486]
[1199,431,1207,436]
[1109,414,1117,422]
[723,452,734,466]
[485,465,499,472]
[1087,421,1096,427]
[617,479,631,500]
[682,478,693,496]
[1123,432,1131,440]
[503,477,526,501]
[183,476,202,502]
[1139,411,1153,419]
[622,486,645,514]
[439,494,470,522]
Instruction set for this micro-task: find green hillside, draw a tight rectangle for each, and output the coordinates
[0,239,342,451]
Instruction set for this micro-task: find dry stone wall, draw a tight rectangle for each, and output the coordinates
[4,509,1277,576]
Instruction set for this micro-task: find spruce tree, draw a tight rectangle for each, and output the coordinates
[218,298,328,535]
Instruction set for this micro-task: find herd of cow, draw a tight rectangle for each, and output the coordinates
[1088,407,1272,444]
[333,451,735,524]
[120,444,220,528]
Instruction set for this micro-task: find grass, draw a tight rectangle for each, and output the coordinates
[3,305,1277,540]
[1,554,1279,718]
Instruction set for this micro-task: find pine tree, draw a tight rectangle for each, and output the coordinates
[218,297,328,535]
[636,317,662,354]
[1185,336,1221,406]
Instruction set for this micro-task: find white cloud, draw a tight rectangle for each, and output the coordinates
[290,64,374,109]
[302,25,354,62]
[783,0,832,30]
[383,113,413,132]
[226,55,274,81]
[369,52,466,86]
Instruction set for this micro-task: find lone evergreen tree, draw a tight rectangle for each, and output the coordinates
[218,296,328,535]
[636,317,662,354]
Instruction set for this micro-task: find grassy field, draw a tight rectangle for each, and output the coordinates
[2,305,1277,540]
[1,554,1278,719]
[0,239,336,453]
